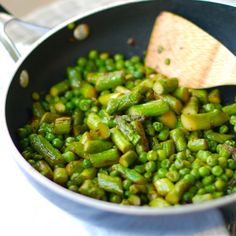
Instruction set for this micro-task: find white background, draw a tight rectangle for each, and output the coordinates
[0,1,236,236]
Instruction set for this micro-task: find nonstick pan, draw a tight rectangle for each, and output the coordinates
[2,0,236,233]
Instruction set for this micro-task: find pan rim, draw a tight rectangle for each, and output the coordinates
[3,0,236,216]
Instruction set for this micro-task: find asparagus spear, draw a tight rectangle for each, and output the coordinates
[128,100,169,117]
[87,70,125,91]
[181,110,228,131]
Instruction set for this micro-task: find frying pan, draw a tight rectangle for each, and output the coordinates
[2,0,236,233]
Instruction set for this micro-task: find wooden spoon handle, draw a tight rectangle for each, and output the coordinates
[145,12,236,88]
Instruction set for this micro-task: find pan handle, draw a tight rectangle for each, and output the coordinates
[0,12,50,62]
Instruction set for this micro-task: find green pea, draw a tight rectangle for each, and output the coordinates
[89,50,99,60]
[145,161,156,173]
[182,191,193,202]
[144,172,152,179]
[114,53,124,61]
[229,115,236,125]
[52,138,64,149]
[166,170,180,182]
[190,169,200,179]
[65,137,75,146]
[199,166,210,177]
[71,172,84,185]
[197,188,206,195]
[206,155,218,166]
[204,185,215,193]
[184,174,195,183]
[174,159,184,170]
[99,52,109,60]
[75,135,82,141]
[218,156,228,168]
[45,132,55,142]
[18,127,30,138]
[116,61,125,70]
[219,125,229,134]
[225,168,234,178]
[39,123,53,133]
[203,103,215,112]
[125,60,133,68]
[202,175,215,186]
[169,163,177,172]
[212,165,223,176]
[125,80,135,89]
[214,179,226,191]
[133,70,144,79]
[196,150,211,162]
[62,151,76,162]
[156,168,168,179]
[53,168,68,185]
[147,150,158,161]
[227,159,236,170]
[110,194,122,203]
[139,152,148,163]
[145,121,155,136]
[66,101,75,111]
[219,174,229,182]
[130,55,141,63]
[217,144,231,158]
[79,99,92,111]
[32,91,40,100]
[179,168,190,176]
[68,185,78,192]
[153,121,164,132]
[82,159,92,169]
[158,128,169,141]
[77,57,87,67]
[161,159,171,169]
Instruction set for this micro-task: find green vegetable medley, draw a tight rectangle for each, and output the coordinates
[18,50,236,207]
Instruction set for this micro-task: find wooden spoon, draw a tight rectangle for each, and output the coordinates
[145,11,236,88]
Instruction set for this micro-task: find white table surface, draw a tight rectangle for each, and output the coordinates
[0,1,236,236]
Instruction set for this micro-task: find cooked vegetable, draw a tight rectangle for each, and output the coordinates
[89,148,120,168]
[170,128,187,152]
[111,127,133,153]
[106,91,142,115]
[153,77,178,95]
[18,50,236,207]
[128,100,169,117]
[29,134,65,167]
[181,110,228,131]
[98,173,123,195]
[87,71,125,91]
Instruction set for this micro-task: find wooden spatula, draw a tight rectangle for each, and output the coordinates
[145,11,236,88]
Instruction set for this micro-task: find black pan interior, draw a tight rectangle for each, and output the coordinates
[6,0,236,148]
